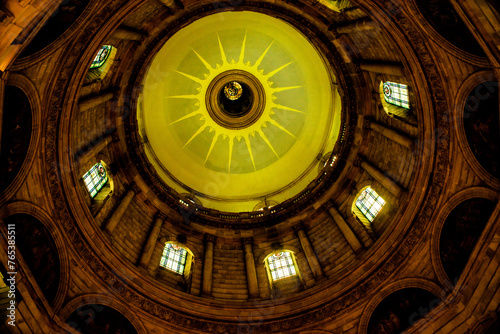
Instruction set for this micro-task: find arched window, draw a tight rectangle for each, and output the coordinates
[383,81,410,109]
[264,250,303,297]
[267,251,297,281]
[355,187,386,222]
[378,81,416,125]
[90,45,113,69]
[82,162,108,198]
[85,45,117,83]
[160,243,188,275]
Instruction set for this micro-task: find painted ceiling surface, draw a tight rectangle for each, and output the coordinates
[140,11,341,211]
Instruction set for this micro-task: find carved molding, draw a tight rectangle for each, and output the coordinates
[43,0,448,332]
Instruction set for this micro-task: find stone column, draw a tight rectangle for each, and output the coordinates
[104,187,136,234]
[325,202,364,253]
[365,119,414,150]
[158,0,183,12]
[139,215,164,267]
[359,62,405,77]
[293,223,324,279]
[78,91,115,112]
[112,27,142,41]
[242,238,259,299]
[75,133,114,166]
[359,159,403,197]
[336,17,377,34]
[201,234,215,297]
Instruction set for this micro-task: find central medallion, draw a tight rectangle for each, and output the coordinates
[206,70,265,130]
[224,82,243,101]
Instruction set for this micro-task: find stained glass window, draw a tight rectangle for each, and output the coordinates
[355,187,386,222]
[82,163,108,198]
[90,45,112,69]
[267,251,297,281]
[160,243,187,275]
[383,82,410,109]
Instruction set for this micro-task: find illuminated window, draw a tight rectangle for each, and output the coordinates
[383,82,410,109]
[82,163,108,198]
[90,45,112,69]
[160,243,187,275]
[355,187,386,222]
[267,252,297,281]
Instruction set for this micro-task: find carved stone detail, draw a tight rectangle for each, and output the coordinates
[42,0,448,332]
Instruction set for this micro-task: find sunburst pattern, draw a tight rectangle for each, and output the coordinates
[141,11,338,211]
[166,32,305,174]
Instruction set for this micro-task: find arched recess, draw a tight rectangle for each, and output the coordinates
[358,279,444,334]
[0,202,69,311]
[60,294,147,334]
[377,79,417,126]
[80,159,114,216]
[454,71,499,185]
[0,73,41,204]
[156,240,196,293]
[258,245,304,298]
[14,0,93,67]
[350,180,392,237]
[412,0,488,64]
[430,187,498,290]
[84,45,118,84]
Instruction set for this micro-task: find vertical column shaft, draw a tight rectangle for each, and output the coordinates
[360,62,405,77]
[243,238,259,298]
[368,120,414,149]
[326,204,364,252]
[112,27,142,41]
[104,188,135,234]
[293,223,324,279]
[78,91,115,112]
[139,216,164,267]
[201,234,215,297]
[360,160,403,197]
[76,133,113,166]
[336,17,377,34]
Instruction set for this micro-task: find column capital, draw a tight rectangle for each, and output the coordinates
[204,234,216,244]
[242,237,254,246]
[353,156,363,167]
[353,62,362,74]
[323,200,335,211]
[292,222,305,233]
[363,117,373,129]
[130,183,141,194]
[155,212,168,221]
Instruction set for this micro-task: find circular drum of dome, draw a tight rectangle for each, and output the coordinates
[138,11,342,213]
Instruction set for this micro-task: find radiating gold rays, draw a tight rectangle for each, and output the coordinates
[166,32,304,173]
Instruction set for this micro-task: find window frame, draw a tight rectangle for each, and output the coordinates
[355,186,386,222]
[383,81,410,109]
[159,243,188,275]
[90,45,113,69]
[266,251,299,282]
[82,163,108,198]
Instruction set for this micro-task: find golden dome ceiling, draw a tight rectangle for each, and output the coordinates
[138,11,341,212]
